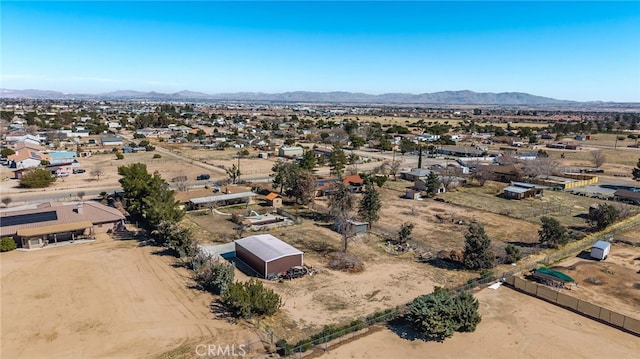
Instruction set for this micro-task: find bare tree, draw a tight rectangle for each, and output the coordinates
[524,157,559,179]
[91,168,104,181]
[591,150,606,168]
[172,174,189,192]
[329,184,355,252]
[496,153,518,166]
[1,197,12,208]
[471,162,492,186]
[380,160,402,180]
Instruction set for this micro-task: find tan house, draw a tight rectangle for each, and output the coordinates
[0,201,125,249]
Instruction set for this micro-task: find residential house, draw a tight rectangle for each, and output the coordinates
[436,146,484,157]
[502,182,544,200]
[315,174,364,197]
[0,201,125,249]
[400,168,432,182]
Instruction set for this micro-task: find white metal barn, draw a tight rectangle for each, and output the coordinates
[590,241,611,260]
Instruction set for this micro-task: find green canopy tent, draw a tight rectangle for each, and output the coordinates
[531,267,575,287]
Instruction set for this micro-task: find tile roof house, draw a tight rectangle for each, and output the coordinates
[315,174,364,197]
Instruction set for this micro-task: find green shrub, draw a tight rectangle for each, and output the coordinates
[115,151,124,160]
[504,244,522,264]
[0,237,17,252]
[193,256,235,295]
[406,287,481,341]
[221,279,282,318]
[19,168,56,188]
[152,153,161,159]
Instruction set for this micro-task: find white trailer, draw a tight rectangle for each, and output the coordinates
[590,241,611,260]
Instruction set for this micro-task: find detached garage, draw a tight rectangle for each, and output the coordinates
[235,234,303,279]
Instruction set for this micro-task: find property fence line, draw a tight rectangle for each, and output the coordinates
[277,272,499,358]
[503,276,640,336]
[498,213,640,337]
[502,213,640,278]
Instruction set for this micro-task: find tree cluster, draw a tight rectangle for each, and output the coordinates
[192,251,235,295]
[118,163,187,253]
[221,279,282,318]
[271,160,316,205]
[587,204,619,231]
[406,287,481,342]
[19,168,56,188]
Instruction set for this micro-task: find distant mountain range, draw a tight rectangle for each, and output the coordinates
[0,88,618,105]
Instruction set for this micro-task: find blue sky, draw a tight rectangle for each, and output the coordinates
[1,1,639,102]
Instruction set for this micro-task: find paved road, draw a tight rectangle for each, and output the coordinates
[3,186,123,206]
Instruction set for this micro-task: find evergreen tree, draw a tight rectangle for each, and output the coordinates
[118,163,153,219]
[463,223,495,270]
[425,171,441,197]
[406,288,481,341]
[538,216,568,248]
[358,181,381,228]
[299,150,317,171]
[397,222,414,245]
[329,143,347,178]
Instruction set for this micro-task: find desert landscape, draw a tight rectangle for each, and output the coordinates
[320,286,640,359]
[0,233,262,358]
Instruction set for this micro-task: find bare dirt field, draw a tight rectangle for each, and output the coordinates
[320,286,640,359]
[0,233,259,358]
[543,243,640,319]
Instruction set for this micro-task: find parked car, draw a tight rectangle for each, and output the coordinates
[56,172,69,177]
[196,174,210,180]
[73,168,86,174]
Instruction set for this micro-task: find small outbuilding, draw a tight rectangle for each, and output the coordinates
[265,192,283,208]
[590,241,611,260]
[235,234,303,279]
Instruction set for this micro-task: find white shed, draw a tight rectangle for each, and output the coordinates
[590,241,611,260]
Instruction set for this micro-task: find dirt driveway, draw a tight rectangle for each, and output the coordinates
[1,234,258,358]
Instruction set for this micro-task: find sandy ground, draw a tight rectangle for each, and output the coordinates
[0,234,259,358]
[321,286,640,359]
[545,244,640,319]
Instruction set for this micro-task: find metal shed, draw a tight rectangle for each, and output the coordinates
[235,234,303,279]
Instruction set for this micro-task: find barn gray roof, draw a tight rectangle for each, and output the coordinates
[235,234,302,263]
[503,186,530,194]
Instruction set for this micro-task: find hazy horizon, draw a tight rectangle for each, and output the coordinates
[2,1,639,102]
